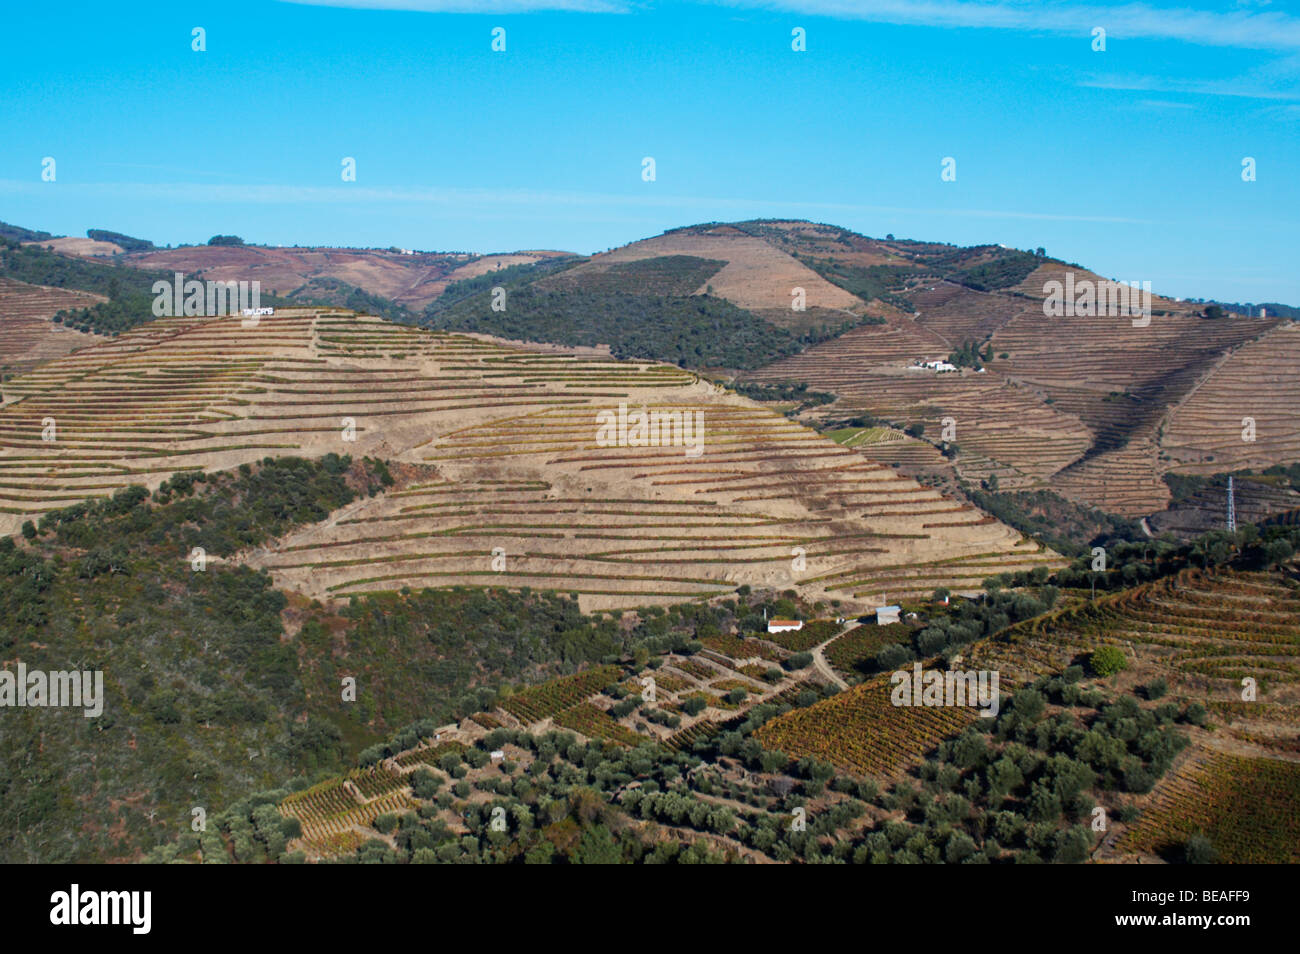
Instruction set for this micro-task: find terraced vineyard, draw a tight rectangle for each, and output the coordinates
[906,279,1038,343]
[0,308,690,524]
[1011,569,1300,699]
[273,631,826,863]
[978,565,1300,797]
[822,623,911,677]
[751,330,1095,494]
[0,305,1050,610]
[1116,751,1300,862]
[1163,322,1300,474]
[552,702,646,746]
[269,619,836,860]
[800,538,1058,603]
[0,277,100,376]
[754,668,981,778]
[499,666,622,723]
[742,250,1291,517]
[762,563,1300,784]
[279,767,417,858]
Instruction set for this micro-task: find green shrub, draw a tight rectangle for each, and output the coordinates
[1090,646,1128,677]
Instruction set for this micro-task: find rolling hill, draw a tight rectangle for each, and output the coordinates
[151,530,1300,866]
[7,216,1299,533]
[122,243,572,314]
[2,220,1297,867]
[0,305,1055,612]
[411,218,1294,524]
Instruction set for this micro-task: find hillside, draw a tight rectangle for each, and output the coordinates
[362,218,1299,522]
[454,218,1293,524]
[149,524,1300,866]
[122,243,573,313]
[7,217,1298,529]
[5,235,1294,868]
[1152,468,1300,539]
[0,306,1054,612]
[8,216,1298,554]
[0,277,101,377]
[735,227,1287,518]
[25,236,125,257]
[4,222,574,320]
[0,456,662,862]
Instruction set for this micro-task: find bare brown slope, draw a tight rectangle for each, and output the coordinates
[21,236,123,257]
[122,245,571,311]
[563,223,874,332]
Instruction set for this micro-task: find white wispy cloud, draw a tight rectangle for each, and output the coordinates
[1080,73,1300,100]
[280,0,1300,53]
[279,0,631,12]
[0,178,1152,224]
[718,1,1300,51]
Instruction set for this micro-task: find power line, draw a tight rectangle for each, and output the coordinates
[1227,475,1237,533]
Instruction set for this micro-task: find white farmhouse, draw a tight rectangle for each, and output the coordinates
[875,605,901,625]
[767,619,804,634]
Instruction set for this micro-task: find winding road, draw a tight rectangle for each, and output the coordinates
[811,634,849,690]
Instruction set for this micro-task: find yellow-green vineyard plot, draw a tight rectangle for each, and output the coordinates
[1116,751,1300,863]
[754,670,979,778]
[279,764,416,854]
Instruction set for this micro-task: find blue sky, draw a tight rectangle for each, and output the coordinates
[2,0,1297,303]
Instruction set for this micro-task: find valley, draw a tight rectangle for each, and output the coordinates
[1,217,1296,868]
